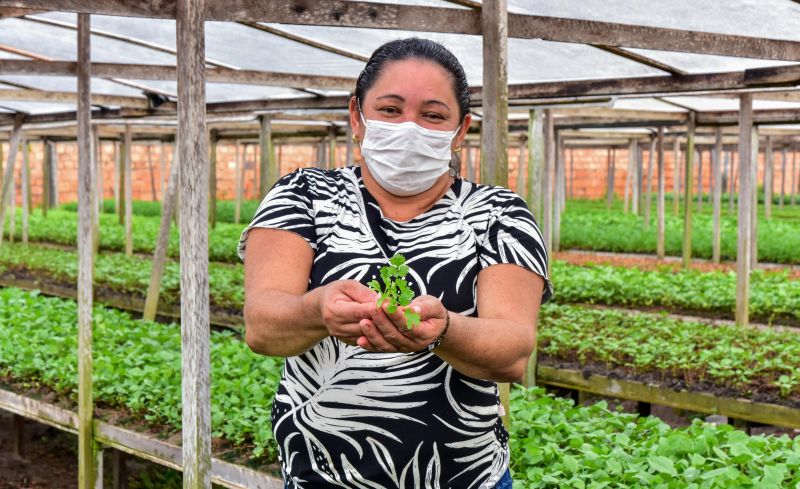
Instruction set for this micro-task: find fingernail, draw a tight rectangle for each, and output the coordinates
[413,306,421,313]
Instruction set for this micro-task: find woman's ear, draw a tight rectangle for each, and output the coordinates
[454,113,472,148]
[348,96,363,142]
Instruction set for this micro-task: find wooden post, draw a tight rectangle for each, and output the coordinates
[8,151,14,244]
[780,148,787,209]
[656,128,665,259]
[542,109,555,259]
[527,109,544,219]
[328,126,337,169]
[113,140,120,220]
[736,94,753,328]
[515,138,526,197]
[644,137,655,228]
[764,137,773,219]
[480,0,509,189]
[159,141,167,201]
[553,134,564,252]
[176,0,212,485]
[208,130,218,229]
[234,141,243,224]
[729,150,737,215]
[91,125,100,253]
[146,144,157,202]
[112,450,127,489]
[672,138,680,216]
[558,139,566,212]
[682,112,696,269]
[124,125,133,256]
[569,148,575,200]
[623,140,633,213]
[345,123,354,167]
[12,414,24,459]
[0,113,24,249]
[750,130,759,269]
[118,138,125,225]
[464,140,473,181]
[315,140,325,169]
[605,147,614,209]
[21,136,29,245]
[259,115,275,195]
[143,147,180,322]
[636,143,644,215]
[42,140,50,217]
[792,150,798,206]
[696,148,704,213]
[77,13,100,489]
[712,128,723,264]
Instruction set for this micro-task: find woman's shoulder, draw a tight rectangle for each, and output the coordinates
[456,178,528,212]
[274,166,359,197]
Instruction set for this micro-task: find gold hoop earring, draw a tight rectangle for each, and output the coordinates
[352,134,360,144]
[453,145,462,153]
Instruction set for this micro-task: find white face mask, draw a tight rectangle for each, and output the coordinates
[359,114,460,197]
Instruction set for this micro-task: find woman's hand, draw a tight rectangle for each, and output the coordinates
[316,280,378,346]
[357,295,448,353]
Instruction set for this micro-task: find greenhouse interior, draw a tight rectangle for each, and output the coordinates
[0,1,799,488]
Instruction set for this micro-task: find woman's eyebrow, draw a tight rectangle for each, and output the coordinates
[376,94,405,102]
[422,99,450,109]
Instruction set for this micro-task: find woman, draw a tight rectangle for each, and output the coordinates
[241,38,551,489]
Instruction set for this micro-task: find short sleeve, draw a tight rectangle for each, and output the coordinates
[477,193,553,303]
[237,169,316,261]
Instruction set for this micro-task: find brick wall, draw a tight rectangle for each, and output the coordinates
[1,140,797,206]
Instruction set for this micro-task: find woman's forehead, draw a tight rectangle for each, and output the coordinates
[365,59,457,104]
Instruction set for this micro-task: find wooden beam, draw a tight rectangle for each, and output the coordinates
[0,59,356,91]
[0,6,43,17]
[656,127,665,259]
[176,0,212,486]
[592,45,688,76]
[712,128,723,264]
[237,22,368,62]
[123,125,132,256]
[479,0,508,188]
[0,88,157,110]
[8,2,800,62]
[526,109,543,219]
[736,94,753,327]
[542,109,554,261]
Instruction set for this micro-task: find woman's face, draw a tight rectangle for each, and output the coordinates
[350,58,471,144]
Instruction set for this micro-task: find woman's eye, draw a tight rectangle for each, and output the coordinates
[379,107,400,115]
[424,113,445,120]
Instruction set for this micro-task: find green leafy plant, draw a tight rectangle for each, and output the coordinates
[368,253,420,329]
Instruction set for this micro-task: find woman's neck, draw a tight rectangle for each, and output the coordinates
[360,164,453,222]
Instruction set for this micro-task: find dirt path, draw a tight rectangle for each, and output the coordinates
[555,249,800,279]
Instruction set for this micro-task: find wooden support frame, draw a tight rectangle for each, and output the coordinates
[736,94,753,327]
[76,12,99,489]
[176,0,212,485]
[656,128,665,259]
[20,134,29,244]
[750,130,759,269]
[542,109,555,261]
[712,128,723,263]
[123,125,133,256]
[0,388,283,488]
[764,136,773,219]
[7,1,800,63]
[644,136,654,229]
[527,109,543,219]
[605,147,614,209]
[672,138,680,216]
[536,365,800,429]
[209,130,218,229]
[234,141,243,224]
[258,115,274,196]
[682,113,696,269]
[0,113,23,249]
[328,126,337,169]
[479,0,508,188]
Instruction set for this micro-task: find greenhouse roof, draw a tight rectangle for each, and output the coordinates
[0,0,799,134]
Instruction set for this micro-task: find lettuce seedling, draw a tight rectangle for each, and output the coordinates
[368,253,421,329]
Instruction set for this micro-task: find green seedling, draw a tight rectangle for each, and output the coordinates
[367,253,420,329]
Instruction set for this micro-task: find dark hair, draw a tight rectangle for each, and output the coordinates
[355,38,470,122]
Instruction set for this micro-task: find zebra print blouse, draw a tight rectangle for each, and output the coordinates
[239,166,551,489]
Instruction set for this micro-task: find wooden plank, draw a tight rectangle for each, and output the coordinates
[682,113,696,269]
[636,141,643,215]
[736,94,753,327]
[605,147,613,209]
[592,45,687,76]
[237,22,368,62]
[553,134,564,252]
[536,365,800,429]
[76,12,98,489]
[0,113,24,249]
[656,127,665,259]
[234,141,243,224]
[696,148,704,213]
[9,1,800,62]
[328,126,337,169]
[793,150,798,206]
[123,125,132,256]
[712,128,723,263]
[176,0,212,486]
[345,123,353,167]
[0,60,356,91]
[209,131,218,229]
[42,139,50,216]
[623,139,633,213]
[751,131,759,269]
[0,87,154,110]
[479,0,508,188]
[113,450,127,489]
[527,109,543,220]
[91,125,100,253]
[143,145,179,322]
[780,148,787,209]
[0,388,79,434]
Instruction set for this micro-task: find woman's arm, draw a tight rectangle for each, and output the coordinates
[356,264,544,383]
[244,228,377,357]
